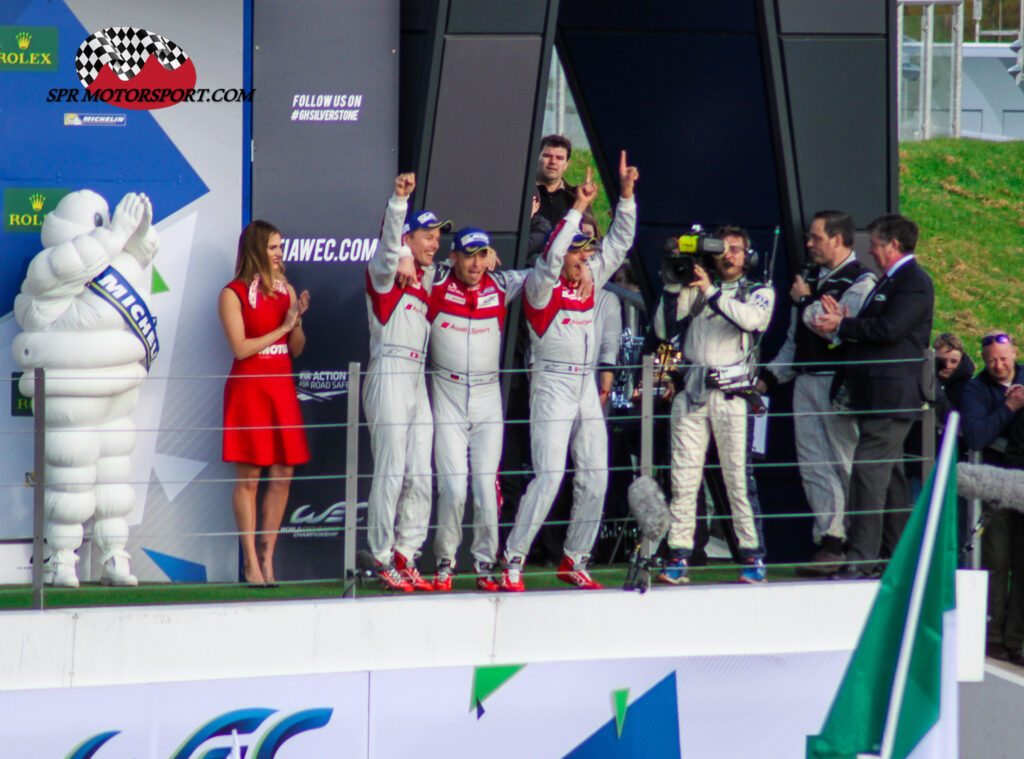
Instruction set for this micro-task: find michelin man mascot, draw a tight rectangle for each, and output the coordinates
[13,190,160,587]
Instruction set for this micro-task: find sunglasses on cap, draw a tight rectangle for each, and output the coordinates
[982,333,1012,347]
[569,234,597,252]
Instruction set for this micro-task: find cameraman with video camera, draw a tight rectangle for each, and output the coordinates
[652,226,774,584]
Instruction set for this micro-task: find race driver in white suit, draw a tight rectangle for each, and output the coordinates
[502,152,639,591]
[427,228,530,591]
[364,172,449,592]
[14,189,159,587]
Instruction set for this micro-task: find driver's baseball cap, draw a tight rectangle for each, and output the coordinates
[451,227,494,255]
[568,233,597,251]
[403,210,452,235]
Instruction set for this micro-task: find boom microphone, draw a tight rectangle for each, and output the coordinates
[624,476,671,592]
[627,475,671,542]
[956,463,1024,512]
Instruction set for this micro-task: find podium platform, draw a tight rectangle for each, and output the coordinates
[0,574,989,758]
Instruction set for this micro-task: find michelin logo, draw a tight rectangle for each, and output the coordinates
[282,237,378,263]
[64,112,127,126]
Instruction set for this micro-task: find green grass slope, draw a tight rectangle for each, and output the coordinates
[900,138,1024,360]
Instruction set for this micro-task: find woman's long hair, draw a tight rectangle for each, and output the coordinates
[235,219,282,297]
[581,208,604,241]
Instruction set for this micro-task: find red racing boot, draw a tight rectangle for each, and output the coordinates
[434,558,455,592]
[376,560,413,593]
[395,552,434,591]
[556,554,603,590]
[500,555,525,592]
[475,562,500,592]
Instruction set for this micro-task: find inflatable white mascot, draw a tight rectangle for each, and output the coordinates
[13,190,160,587]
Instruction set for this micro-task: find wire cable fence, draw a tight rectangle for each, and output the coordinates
[1,349,957,606]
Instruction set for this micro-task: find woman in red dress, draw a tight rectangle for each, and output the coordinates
[219,220,310,586]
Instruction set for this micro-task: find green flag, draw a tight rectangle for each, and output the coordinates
[807,431,959,759]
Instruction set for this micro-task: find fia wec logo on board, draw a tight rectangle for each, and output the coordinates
[66,706,333,758]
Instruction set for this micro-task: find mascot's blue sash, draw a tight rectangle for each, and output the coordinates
[86,265,160,370]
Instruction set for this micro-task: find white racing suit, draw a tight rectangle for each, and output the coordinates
[505,197,636,564]
[428,267,528,568]
[364,194,436,565]
[655,276,774,559]
[13,190,159,587]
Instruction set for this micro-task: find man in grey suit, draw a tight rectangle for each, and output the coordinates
[812,213,934,579]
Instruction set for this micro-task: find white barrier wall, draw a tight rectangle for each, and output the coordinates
[0,574,988,758]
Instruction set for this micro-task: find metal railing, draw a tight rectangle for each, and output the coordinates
[4,348,958,608]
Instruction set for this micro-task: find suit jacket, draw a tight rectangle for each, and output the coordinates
[836,256,934,418]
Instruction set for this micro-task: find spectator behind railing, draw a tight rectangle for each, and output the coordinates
[960,331,1024,665]
[218,220,310,587]
[933,332,975,422]
[528,134,577,258]
[811,213,934,580]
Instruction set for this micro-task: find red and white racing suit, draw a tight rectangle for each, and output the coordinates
[505,197,636,564]
[364,194,436,565]
[428,267,528,568]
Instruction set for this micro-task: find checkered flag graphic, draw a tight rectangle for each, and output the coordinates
[75,26,189,86]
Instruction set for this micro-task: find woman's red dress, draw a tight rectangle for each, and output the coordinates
[222,279,310,466]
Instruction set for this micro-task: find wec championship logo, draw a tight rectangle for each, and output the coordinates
[74,27,196,110]
[66,706,333,758]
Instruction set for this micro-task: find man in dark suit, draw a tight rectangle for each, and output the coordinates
[812,213,934,579]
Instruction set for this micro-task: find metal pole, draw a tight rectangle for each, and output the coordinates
[967,449,982,570]
[32,368,45,611]
[953,1,964,137]
[640,355,654,479]
[922,348,936,477]
[343,361,360,598]
[555,59,565,137]
[1018,0,1024,85]
[922,3,934,139]
[897,6,905,137]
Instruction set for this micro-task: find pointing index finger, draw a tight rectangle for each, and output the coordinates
[620,150,627,175]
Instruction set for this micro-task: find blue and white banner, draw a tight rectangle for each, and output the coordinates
[0,654,850,758]
[0,0,242,582]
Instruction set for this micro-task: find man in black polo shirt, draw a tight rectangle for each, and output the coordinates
[767,210,876,571]
[535,134,576,225]
[528,135,578,257]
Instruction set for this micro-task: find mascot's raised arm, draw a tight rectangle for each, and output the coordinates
[12,189,160,587]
